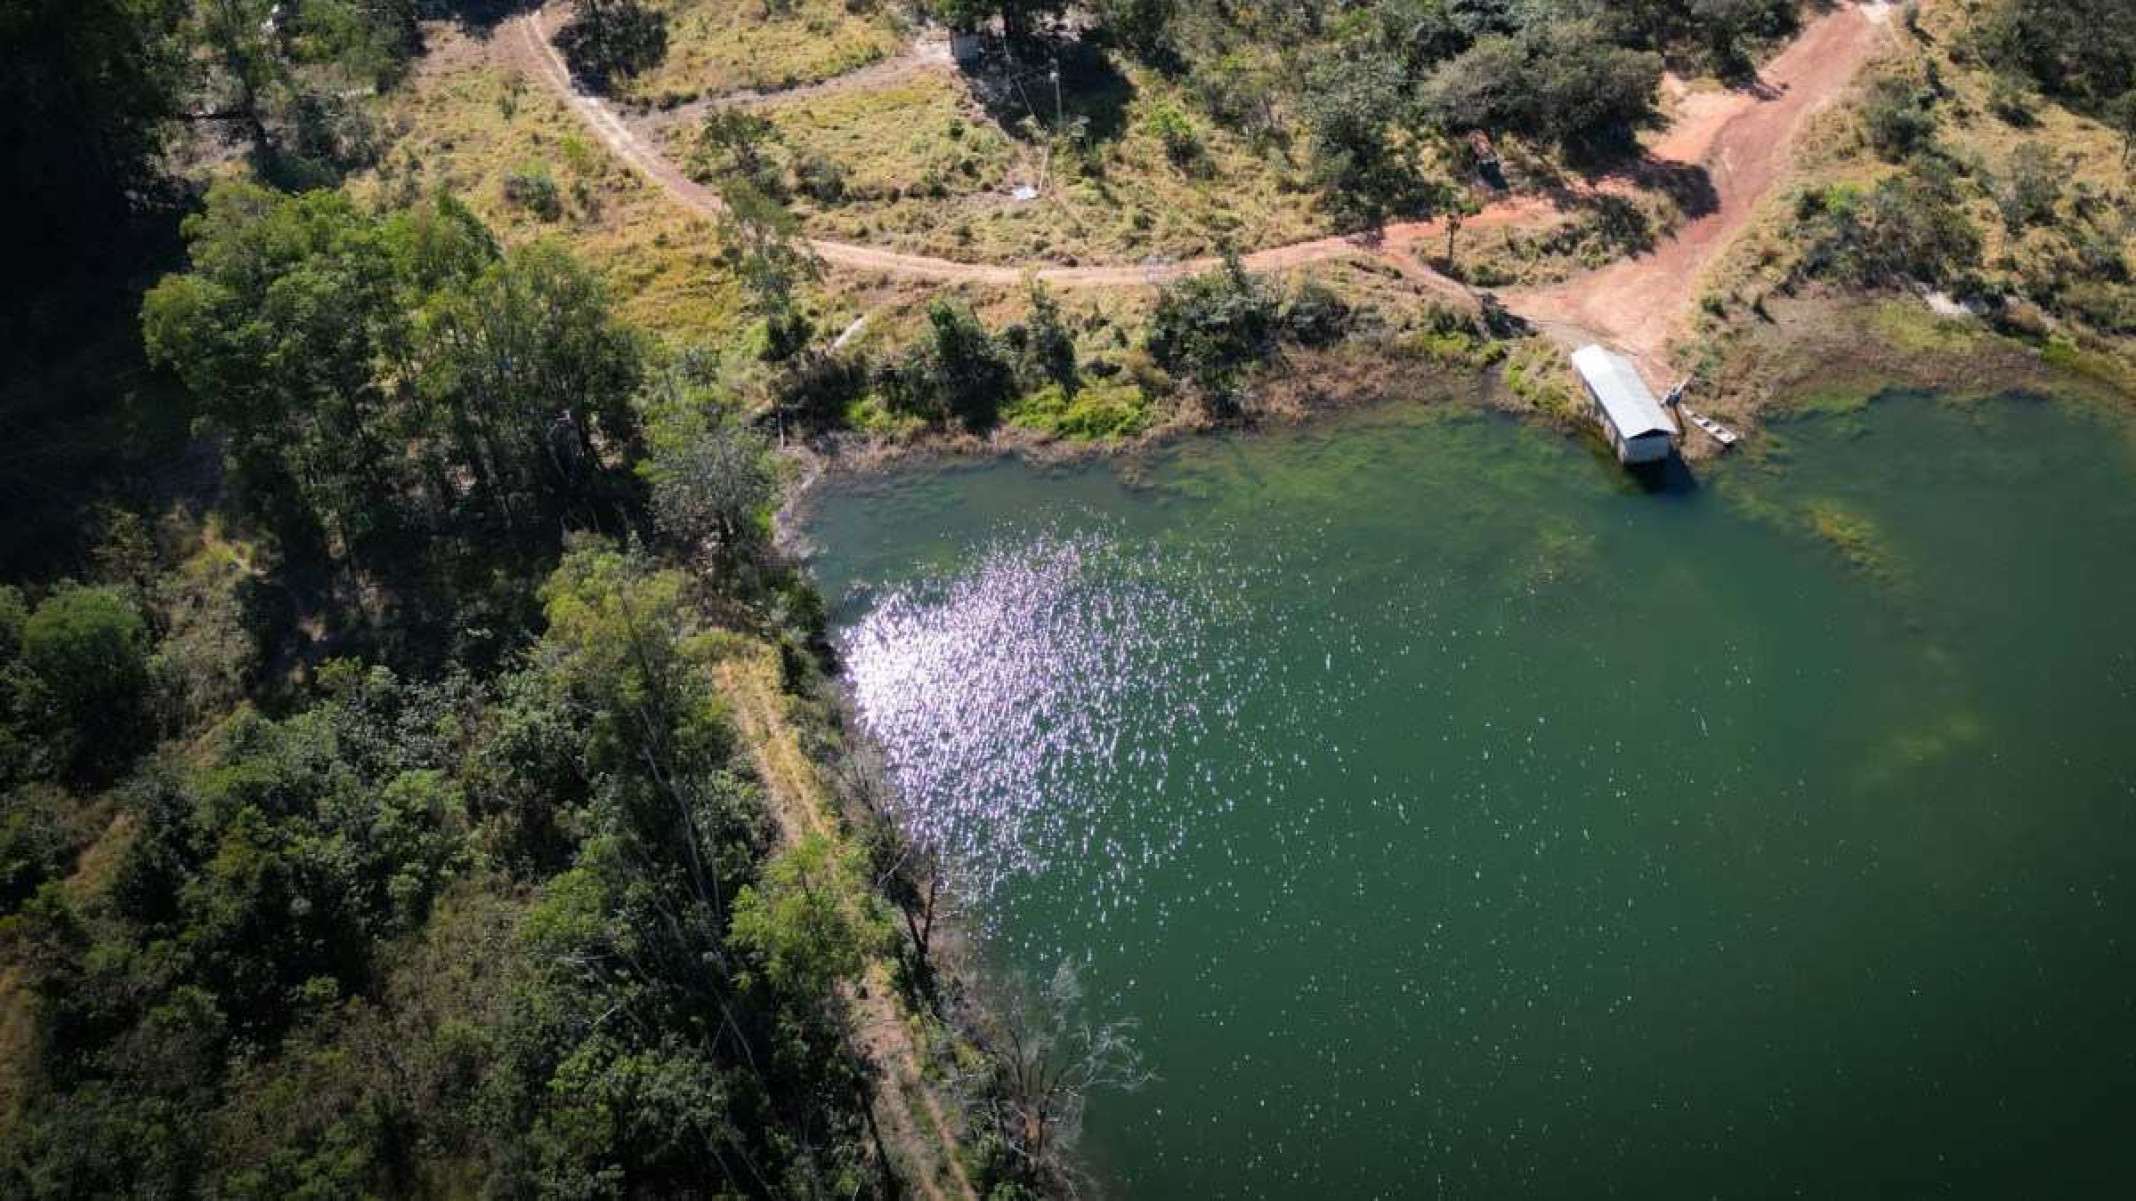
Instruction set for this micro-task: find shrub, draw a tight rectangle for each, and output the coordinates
[1142,103,1202,168]
[1146,253,1279,413]
[1988,73,2035,126]
[2062,281,2136,333]
[2074,230,2129,283]
[1796,166,1982,290]
[1005,381,1151,439]
[1399,302,1497,365]
[1861,76,1936,161]
[1998,141,2061,230]
[881,301,1018,431]
[1018,281,1080,394]
[503,165,563,220]
[1281,280,1352,348]
[0,787,66,912]
[775,349,872,431]
[1977,0,2136,113]
[1099,0,1177,60]
[793,152,849,203]
[1191,51,1278,134]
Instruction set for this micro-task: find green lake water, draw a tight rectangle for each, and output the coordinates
[802,394,2136,1199]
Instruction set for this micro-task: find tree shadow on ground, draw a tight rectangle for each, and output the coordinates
[1616,156,1721,219]
[1556,191,1663,256]
[1536,138,1720,221]
[434,0,534,38]
[965,37,1136,147]
[0,203,204,581]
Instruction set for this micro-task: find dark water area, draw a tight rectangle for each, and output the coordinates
[803,394,2136,1199]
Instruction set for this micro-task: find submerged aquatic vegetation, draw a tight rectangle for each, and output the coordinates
[1802,498,1900,581]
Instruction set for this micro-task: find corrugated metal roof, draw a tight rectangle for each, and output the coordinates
[1571,345,1676,440]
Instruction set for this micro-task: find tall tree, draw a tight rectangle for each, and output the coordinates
[194,0,282,155]
[1983,0,2136,111]
[645,410,779,573]
[142,181,405,558]
[144,185,644,564]
[0,0,188,343]
[714,177,822,362]
[418,244,646,532]
[1416,18,1662,147]
[1299,48,1442,226]
[961,962,1150,1191]
[552,0,669,91]
[2113,91,2136,168]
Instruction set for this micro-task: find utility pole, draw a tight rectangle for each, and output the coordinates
[1051,58,1063,134]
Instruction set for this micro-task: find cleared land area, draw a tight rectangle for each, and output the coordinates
[512,2,1895,355]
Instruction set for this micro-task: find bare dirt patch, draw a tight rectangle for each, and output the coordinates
[1515,3,1896,360]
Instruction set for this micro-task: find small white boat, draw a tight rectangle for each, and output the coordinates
[1680,407,1741,448]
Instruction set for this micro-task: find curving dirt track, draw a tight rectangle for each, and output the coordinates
[1516,1,1895,356]
[509,2,1892,357]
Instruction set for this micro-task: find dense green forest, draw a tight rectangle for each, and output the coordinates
[0,0,902,1180]
[0,3,1105,1197]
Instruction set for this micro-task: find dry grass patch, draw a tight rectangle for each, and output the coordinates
[364,22,747,349]
[719,59,1327,265]
[623,0,908,104]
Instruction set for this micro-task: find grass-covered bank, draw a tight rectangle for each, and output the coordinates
[1685,292,2136,452]
[1679,0,2136,434]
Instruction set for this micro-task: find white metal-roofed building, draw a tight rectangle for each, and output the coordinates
[1571,345,1677,465]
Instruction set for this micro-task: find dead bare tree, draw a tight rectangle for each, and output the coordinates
[834,734,960,1009]
[958,961,1153,1194]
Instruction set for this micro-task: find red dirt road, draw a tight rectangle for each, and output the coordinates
[510,2,1893,357]
[1515,2,1895,357]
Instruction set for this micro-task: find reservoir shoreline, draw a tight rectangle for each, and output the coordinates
[782,294,2136,544]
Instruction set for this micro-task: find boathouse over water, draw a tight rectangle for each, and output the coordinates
[1571,345,1677,465]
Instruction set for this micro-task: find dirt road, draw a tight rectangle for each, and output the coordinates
[510,2,1890,358]
[1516,2,1895,356]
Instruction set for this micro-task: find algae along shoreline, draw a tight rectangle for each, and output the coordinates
[803,391,2136,1198]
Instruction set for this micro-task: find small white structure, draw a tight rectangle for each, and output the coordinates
[1571,345,1677,465]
